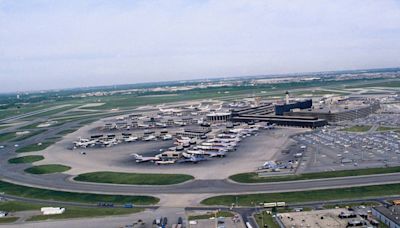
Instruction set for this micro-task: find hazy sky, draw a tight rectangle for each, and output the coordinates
[1,0,400,92]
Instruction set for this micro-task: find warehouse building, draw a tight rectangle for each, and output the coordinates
[372,206,400,228]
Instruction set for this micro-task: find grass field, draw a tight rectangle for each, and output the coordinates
[8,155,44,164]
[15,141,54,153]
[0,180,159,205]
[0,201,142,222]
[74,172,194,185]
[377,126,400,132]
[24,164,71,174]
[0,132,17,142]
[340,125,371,132]
[11,129,47,142]
[0,201,42,212]
[188,211,234,220]
[229,166,400,183]
[0,217,19,224]
[57,128,78,136]
[254,211,280,228]
[201,183,400,206]
[27,206,143,221]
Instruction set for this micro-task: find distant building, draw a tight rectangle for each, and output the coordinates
[275,99,313,115]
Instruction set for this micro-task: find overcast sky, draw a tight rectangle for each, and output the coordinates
[1,0,400,92]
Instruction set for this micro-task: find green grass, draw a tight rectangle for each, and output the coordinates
[0,180,159,205]
[74,172,194,185]
[0,125,10,130]
[254,211,280,228]
[24,164,71,174]
[201,183,400,206]
[377,126,400,132]
[11,129,47,142]
[323,201,380,209]
[188,211,234,220]
[341,125,371,132]
[0,217,19,224]
[230,166,400,183]
[0,200,142,222]
[27,206,143,221]
[57,129,78,136]
[8,155,45,164]
[0,201,42,212]
[0,132,17,142]
[15,141,54,153]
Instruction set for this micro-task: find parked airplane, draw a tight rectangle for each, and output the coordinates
[143,135,157,141]
[124,136,138,142]
[73,138,97,148]
[131,153,160,163]
[155,160,175,165]
[162,134,173,140]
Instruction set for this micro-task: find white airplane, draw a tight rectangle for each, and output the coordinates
[175,137,191,145]
[143,135,157,141]
[208,138,240,143]
[74,138,97,148]
[131,153,160,163]
[159,107,181,114]
[124,136,138,142]
[100,138,118,147]
[138,124,150,128]
[155,160,175,165]
[162,134,173,140]
[186,149,226,157]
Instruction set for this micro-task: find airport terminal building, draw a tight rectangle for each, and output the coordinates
[285,102,380,122]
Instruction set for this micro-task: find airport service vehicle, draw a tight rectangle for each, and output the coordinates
[263,202,286,208]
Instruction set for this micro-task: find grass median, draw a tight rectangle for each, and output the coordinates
[0,201,142,222]
[201,183,400,206]
[0,180,159,205]
[24,164,71,174]
[74,171,194,185]
[8,155,44,164]
[16,141,54,153]
[230,166,400,183]
[340,125,371,132]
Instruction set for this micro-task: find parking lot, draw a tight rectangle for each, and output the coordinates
[293,125,400,173]
[351,114,400,126]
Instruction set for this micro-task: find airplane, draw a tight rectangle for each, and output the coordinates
[155,160,175,165]
[99,138,118,147]
[179,155,207,163]
[124,136,138,142]
[155,123,167,127]
[162,134,173,140]
[201,142,237,148]
[208,137,240,143]
[158,107,182,115]
[131,153,160,163]
[186,148,226,157]
[175,137,191,145]
[143,135,157,141]
[73,138,98,148]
